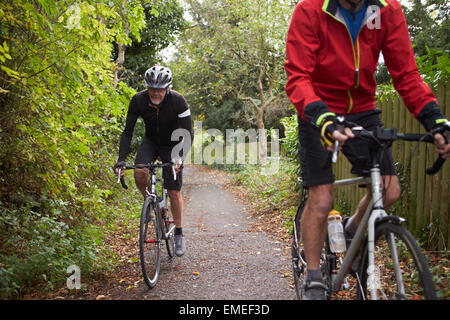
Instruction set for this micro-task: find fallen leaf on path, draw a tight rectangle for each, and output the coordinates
[134,279,142,286]
[96,295,107,300]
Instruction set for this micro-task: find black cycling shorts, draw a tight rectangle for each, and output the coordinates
[135,137,182,191]
[297,108,396,188]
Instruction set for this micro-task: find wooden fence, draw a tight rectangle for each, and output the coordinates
[333,81,450,250]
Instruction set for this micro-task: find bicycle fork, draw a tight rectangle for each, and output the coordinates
[366,168,406,300]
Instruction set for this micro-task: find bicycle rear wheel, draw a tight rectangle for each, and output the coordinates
[139,199,161,288]
[292,202,306,299]
[357,222,436,300]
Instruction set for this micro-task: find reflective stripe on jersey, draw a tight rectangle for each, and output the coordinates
[178,109,191,118]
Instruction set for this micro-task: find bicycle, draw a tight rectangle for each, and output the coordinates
[292,117,449,300]
[117,161,177,288]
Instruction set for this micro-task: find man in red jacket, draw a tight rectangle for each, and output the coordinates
[285,0,449,300]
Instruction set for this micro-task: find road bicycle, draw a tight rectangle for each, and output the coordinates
[117,162,177,288]
[292,118,449,300]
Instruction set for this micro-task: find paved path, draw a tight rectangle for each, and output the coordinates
[29,165,295,300]
[138,165,295,299]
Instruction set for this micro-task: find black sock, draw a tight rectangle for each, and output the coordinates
[306,268,323,282]
[175,227,183,236]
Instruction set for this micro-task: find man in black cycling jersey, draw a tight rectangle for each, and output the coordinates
[114,65,194,257]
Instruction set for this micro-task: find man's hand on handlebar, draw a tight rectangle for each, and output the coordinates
[320,116,355,152]
[431,121,450,159]
[172,157,183,174]
[328,127,355,152]
[114,161,126,177]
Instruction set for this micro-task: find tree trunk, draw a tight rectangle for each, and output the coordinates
[256,107,267,165]
[114,43,126,89]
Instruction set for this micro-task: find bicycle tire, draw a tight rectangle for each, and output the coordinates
[162,207,175,258]
[357,222,437,300]
[292,199,331,299]
[139,199,161,288]
[292,202,306,299]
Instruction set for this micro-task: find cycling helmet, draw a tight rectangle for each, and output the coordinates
[144,65,173,89]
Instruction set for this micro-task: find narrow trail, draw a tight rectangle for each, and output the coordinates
[30,165,295,300]
[157,164,295,299]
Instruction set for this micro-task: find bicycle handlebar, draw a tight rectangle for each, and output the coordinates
[116,162,176,190]
[328,117,449,175]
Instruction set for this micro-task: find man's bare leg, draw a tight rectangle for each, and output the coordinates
[345,175,401,233]
[301,184,334,270]
[134,168,150,197]
[167,190,183,228]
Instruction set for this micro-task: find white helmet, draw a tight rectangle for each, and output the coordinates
[144,65,173,89]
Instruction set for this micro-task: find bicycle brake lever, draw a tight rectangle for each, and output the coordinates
[425,156,445,175]
[117,168,128,189]
[120,176,128,189]
[331,140,339,163]
[172,165,177,181]
[117,168,122,184]
[426,129,448,175]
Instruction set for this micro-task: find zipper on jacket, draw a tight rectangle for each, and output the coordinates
[149,102,161,144]
[323,7,361,113]
[347,90,354,113]
[354,38,360,88]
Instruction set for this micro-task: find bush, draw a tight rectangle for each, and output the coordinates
[0,197,113,298]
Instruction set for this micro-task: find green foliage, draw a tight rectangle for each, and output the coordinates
[0,199,111,298]
[0,0,147,297]
[123,0,187,79]
[172,0,295,130]
[376,0,449,96]
[403,0,449,57]
[231,158,300,231]
[376,47,450,98]
[279,114,298,161]
[279,114,302,191]
[416,46,450,88]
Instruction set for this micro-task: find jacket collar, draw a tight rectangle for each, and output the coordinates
[322,0,388,16]
[322,0,389,27]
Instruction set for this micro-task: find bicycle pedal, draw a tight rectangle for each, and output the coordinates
[341,277,350,290]
[292,257,303,274]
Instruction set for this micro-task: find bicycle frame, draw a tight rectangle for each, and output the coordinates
[118,162,176,240]
[331,168,407,300]
[146,168,176,241]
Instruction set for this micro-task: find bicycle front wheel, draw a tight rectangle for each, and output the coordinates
[357,222,436,300]
[139,199,161,288]
[162,207,175,258]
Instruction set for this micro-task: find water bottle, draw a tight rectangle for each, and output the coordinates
[328,210,346,253]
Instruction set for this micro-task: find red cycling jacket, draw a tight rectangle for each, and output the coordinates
[284,0,438,126]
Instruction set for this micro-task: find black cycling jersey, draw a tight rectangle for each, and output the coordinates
[118,89,194,162]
